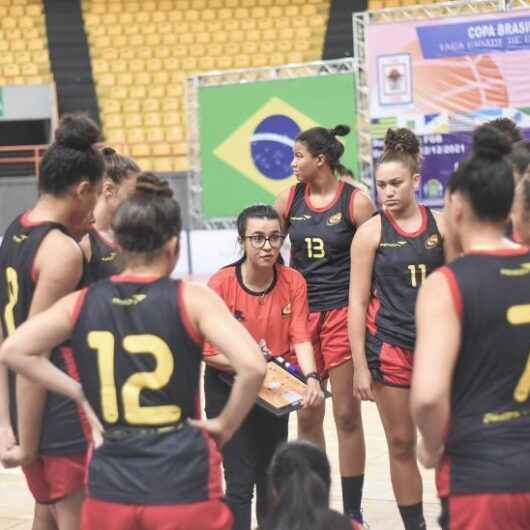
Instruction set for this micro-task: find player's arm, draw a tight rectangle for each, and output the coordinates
[433,209,461,263]
[350,190,376,227]
[78,233,92,263]
[0,325,16,461]
[410,270,461,468]
[16,232,84,463]
[289,273,323,408]
[274,188,291,232]
[348,217,380,401]
[185,282,266,447]
[0,293,103,460]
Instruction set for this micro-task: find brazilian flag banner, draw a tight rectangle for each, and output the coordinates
[198,74,357,218]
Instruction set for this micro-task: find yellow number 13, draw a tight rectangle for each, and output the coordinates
[507,304,530,403]
[88,331,181,425]
[305,237,325,259]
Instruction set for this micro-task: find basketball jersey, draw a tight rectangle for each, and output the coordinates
[0,212,87,455]
[437,248,530,495]
[86,228,123,282]
[366,206,444,350]
[71,276,222,504]
[286,180,358,312]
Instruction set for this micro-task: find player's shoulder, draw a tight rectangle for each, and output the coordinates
[356,210,382,235]
[276,263,306,285]
[207,262,238,290]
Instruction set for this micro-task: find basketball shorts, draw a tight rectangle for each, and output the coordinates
[81,497,234,530]
[365,333,413,388]
[440,492,530,530]
[22,452,86,504]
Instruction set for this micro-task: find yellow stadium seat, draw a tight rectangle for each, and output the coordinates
[185,9,200,22]
[165,84,183,98]
[131,144,150,157]
[153,71,169,84]
[0,51,13,64]
[102,14,117,25]
[198,56,214,70]
[4,64,20,77]
[164,58,180,71]
[152,144,171,156]
[146,128,164,143]
[162,34,178,46]
[241,19,257,30]
[92,60,109,74]
[129,35,144,47]
[21,63,38,77]
[12,40,28,52]
[137,48,153,60]
[106,129,127,144]
[135,73,152,86]
[10,5,24,16]
[244,42,259,55]
[26,5,42,17]
[150,86,165,98]
[234,55,251,68]
[270,52,286,65]
[165,127,183,142]
[163,113,181,127]
[126,128,145,143]
[201,9,216,21]
[159,0,174,11]
[124,113,143,128]
[129,86,147,99]
[140,159,154,171]
[103,114,124,128]
[217,9,232,20]
[216,56,233,69]
[100,99,121,113]
[146,58,163,72]
[181,57,197,71]
[153,158,173,172]
[123,99,141,113]
[107,2,122,14]
[144,113,162,127]
[173,143,187,156]
[173,157,189,172]
[145,34,161,46]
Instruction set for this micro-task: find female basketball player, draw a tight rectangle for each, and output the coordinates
[275,125,375,526]
[0,175,267,530]
[348,128,446,530]
[411,125,530,530]
[80,146,140,281]
[264,441,361,530]
[203,204,324,530]
[0,114,105,530]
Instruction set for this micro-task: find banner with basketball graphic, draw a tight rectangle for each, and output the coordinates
[198,74,357,218]
[365,9,530,206]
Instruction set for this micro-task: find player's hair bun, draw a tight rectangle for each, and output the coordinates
[135,172,174,198]
[101,146,117,157]
[54,113,100,151]
[384,128,420,156]
[473,125,512,161]
[329,124,350,137]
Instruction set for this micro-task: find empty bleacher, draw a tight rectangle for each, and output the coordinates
[0,0,52,87]
[82,0,330,172]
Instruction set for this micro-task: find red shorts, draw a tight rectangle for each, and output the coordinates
[81,497,233,530]
[22,452,86,504]
[366,334,413,388]
[308,306,351,375]
[440,492,530,530]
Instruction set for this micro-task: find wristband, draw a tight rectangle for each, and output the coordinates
[305,371,322,384]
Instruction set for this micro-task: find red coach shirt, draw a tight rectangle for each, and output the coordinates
[203,259,310,358]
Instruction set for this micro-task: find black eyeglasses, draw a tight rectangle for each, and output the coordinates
[243,234,285,249]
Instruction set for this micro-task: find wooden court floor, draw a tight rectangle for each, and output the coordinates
[0,400,441,530]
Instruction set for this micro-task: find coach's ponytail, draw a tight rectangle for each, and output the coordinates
[263,442,331,530]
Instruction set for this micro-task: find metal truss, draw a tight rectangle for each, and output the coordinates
[186,59,355,229]
[353,0,510,189]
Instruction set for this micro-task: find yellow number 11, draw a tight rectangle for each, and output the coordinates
[408,264,427,288]
[507,304,530,403]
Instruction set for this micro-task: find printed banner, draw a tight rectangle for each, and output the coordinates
[367,9,530,121]
[198,74,357,219]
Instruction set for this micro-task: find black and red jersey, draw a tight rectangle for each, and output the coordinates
[0,211,87,455]
[285,180,359,312]
[70,275,222,504]
[86,228,123,282]
[437,248,530,496]
[366,206,444,350]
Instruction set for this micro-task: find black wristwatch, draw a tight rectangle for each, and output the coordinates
[305,371,322,384]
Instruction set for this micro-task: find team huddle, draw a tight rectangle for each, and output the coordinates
[0,113,529,530]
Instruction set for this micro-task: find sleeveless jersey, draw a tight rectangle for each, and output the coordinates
[0,212,87,455]
[86,228,123,282]
[437,248,530,495]
[366,206,444,350]
[71,276,221,504]
[286,180,358,312]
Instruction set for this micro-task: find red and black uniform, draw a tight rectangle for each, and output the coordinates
[204,259,310,530]
[86,228,123,282]
[437,248,530,530]
[285,180,359,373]
[0,211,88,503]
[70,275,231,530]
[366,206,444,387]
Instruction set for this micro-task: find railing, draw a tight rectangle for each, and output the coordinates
[0,145,48,178]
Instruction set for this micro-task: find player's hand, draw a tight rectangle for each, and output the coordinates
[0,445,36,468]
[0,423,16,463]
[258,339,272,361]
[417,439,443,469]
[188,417,234,449]
[353,366,374,401]
[303,378,324,408]
[80,398,104,449]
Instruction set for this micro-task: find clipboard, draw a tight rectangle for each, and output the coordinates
[219,358,330,417]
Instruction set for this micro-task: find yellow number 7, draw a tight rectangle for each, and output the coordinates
[507,304,530,403]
